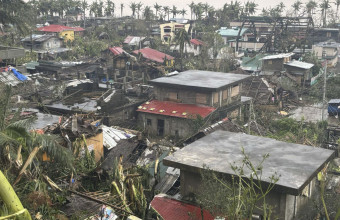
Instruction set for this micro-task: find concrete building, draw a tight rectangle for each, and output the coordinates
[137,70,250,138]
[37,24,84,42]
[260,53,294,75]
[160,22,190,44]
[163,130,335,220]
[312,41,339,67]
[21,34,64,52]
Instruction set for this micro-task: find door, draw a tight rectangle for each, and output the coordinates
[157,119,165,136]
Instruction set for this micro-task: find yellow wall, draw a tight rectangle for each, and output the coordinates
[86,132,104,163]
[59,30,75,42]
[160,22,190,44]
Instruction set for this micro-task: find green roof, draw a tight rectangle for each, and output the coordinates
[217,27,249,37]
[241,54,266,71]
[25,61,39,70]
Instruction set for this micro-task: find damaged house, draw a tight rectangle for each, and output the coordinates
[137,70,250,138]
[260,53,294,75]
[163,130,335,220]
[312,40,339,67]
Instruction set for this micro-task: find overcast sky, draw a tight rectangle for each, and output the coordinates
[82,0,336,18]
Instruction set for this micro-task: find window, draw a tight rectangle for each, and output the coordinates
[147,119,152,126]
[268,60,272,65]
[327,32,331,37]
[169,92,178,100]
[194,45,197,50]
[196,93,207,104]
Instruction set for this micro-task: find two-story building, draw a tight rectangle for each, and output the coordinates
[137,70,250,138]
[163,130,335,220]
[312,40,339,67]
[160,22,190,44]
[37,24,84,42]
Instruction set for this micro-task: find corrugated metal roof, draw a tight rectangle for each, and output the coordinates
[241,54,265,71]
[132,48,174,63]
[21,34,57,42]
[136,100,216,119]
[151,195,214,220]
[190,39,204,46]
[0,71,28,86]
[101,125,135,150]
[37,24,84,32]
[261,52,294,60]
[109,47,125,56]
[328,99,340,104]
[217,27,248,37]
[155,167,180,194]
[284,60,314,69]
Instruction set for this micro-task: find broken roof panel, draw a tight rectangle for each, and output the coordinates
[136,100,216,119]
[101,125,135,150]
[164,130,335,195]
[150,70,250,91]
[132,48,174,63]
[241,54,266,71]
[261,53,294,60]
[151,195,214,220]
[21,34,59,42]
[284,60,314,69]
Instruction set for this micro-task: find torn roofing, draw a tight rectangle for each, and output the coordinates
[151,195,214,220]
[136,100,216,119]
[260,53,295,60]
[163,130,335,196]
[132,48,174,63]
[101,125,135,150]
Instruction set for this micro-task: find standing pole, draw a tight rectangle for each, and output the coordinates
[322,57,327,121]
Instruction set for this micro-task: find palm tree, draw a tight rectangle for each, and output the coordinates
[0,85,74,186]
[120,3,124,17]
[320,0,330,27]
[174,28,191,71]
[194,3,203,20]
[0,0,31,33]
[137,2,143,19]
[81,0,88,27]
[248,2,258,15]
[171,5,178,18]
[306,0,317,17]
[180,9,187,18]
[163,6,170,21]
[335,0,340,21]
[203,3,210,17]
[188,2,195,20]
[105,0,115,17]
[143,6,152,21]
[292,0,302,17]
[130,2,137,18]
[154,3,161,20]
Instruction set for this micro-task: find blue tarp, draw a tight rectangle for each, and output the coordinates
[11,68,28,81]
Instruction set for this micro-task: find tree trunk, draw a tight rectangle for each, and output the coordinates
[0,171,32,220]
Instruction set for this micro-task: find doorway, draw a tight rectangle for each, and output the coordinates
[157,119,165,136]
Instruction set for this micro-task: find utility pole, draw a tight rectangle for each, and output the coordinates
[322,51,327,121]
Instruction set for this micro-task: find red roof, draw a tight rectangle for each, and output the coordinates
[37,24,84,33]
[190,39,205,46]
[123,35,134,44]
[151,195,214,220]
[136,100,216,119]
[109,47,125,56]
[132,48,174,63]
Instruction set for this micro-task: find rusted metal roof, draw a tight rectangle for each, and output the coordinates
[190,39,205,46]
[37,24,84,32]
[151,195,214,220]
[108,47,125,56]
[136,100,216,119]
[132,48,174,63]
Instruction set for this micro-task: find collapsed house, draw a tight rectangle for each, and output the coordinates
[163,130,335,220]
